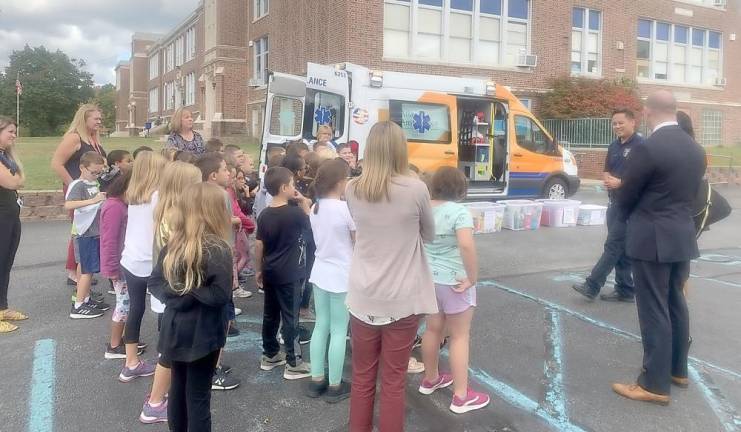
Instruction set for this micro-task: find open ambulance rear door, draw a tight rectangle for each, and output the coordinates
[305,63,351,145]
[259,72,306,175]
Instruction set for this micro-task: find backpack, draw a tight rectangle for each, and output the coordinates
[693,179,732,239]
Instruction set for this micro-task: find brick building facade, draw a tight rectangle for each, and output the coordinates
[117,0,740,154]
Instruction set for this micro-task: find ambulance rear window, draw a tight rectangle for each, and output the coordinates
[389,100,452,144]
[303,89,345,140]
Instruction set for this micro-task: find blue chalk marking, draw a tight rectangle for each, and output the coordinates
[689,274,741,289]
[224,329,262,353]
[28,339,56,432]
[688,365,741,432]
[235,315,263,326]
[479,280,741,381]
[539,309,568,427]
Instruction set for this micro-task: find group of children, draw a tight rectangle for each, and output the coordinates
[63,128,488,430]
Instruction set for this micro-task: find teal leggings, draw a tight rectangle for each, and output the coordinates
[309,286,349,385]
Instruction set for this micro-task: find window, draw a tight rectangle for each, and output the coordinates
[251,107,263,138]
[382,0,530,67]
[253,37,269,85]
[164,82,175,110]
[571,8,601,75]
[389,101,451,143]
[185,73,196,106]
[185,27,196,62]
[149,53,159,80]
[254,0,269,20]
[515,116,549,154]
[269,97,303,136]
[701,110,722,146]
[175,36,184,67]
[637,19,723,85]
[149,88,159,113]
[303,90,346,140]
[519,98,531,109]
[166,44,174,72]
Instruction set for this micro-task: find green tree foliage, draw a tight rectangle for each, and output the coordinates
[540,77,643,119]
[0,45,95,136]
[92,83,116,131]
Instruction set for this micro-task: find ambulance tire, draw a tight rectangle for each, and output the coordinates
[543,177,568,199]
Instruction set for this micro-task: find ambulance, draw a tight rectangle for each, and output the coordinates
[259,62,580,199]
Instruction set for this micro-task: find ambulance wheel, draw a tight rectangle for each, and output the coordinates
[543,177,568,199]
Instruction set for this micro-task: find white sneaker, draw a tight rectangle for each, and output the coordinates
[407,357,425,374]
[234,307,242,316]
[233,288,253,299]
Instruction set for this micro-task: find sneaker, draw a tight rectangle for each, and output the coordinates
[217,364,232,375]
[572,283,597,301]
[233,288,253,299]
[66,277,77,286]
[228,326,240,337]
[138,342,148,350]
[418,373,453,395]
[119,359,157,383]
[105,344,144,360]
[450,389,491,414]
[278,334,285,345]
[258,288,264,294]
[298,326,312,345]
[211,369,241,390]
[305,378,328,398]
[324,381,352,404]
[284,361,311,380]
[69,303,104,319]
[413,334,423,349]
[139,395,168,424]
[407,357,425,374]
[86,298,111,311]
[107,280,116,295]
[234,307,242,316]
[260,352,287,371]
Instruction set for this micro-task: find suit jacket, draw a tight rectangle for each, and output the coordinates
[617,125,706,263]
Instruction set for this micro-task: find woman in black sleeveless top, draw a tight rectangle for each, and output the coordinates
[0,117,28,333]
[51,104,107,285]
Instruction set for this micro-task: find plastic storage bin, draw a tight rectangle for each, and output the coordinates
[577,204,608,226]
[501,200,543,231]
[537,199,582,228]
[465,202,505,234]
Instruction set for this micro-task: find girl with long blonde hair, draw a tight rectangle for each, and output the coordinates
[138,161,202,424]
[166,108,205,154]
[0,116,27,332]
[51,104,106,286]
[119,151,167,383]
[148,182,232,431]
[345,121,436,431]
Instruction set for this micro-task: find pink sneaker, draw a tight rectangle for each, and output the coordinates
[418,373,454,395]
[450,389,491,414]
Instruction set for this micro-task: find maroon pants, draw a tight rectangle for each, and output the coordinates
[349,314,420,432]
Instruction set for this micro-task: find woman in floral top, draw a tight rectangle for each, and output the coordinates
[166,108,205,155]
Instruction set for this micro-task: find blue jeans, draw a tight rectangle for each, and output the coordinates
[586,205,634,297]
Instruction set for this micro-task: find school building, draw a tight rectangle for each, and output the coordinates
[115,0,740,155]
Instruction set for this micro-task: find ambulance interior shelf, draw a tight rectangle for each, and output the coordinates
[458,98,494,182]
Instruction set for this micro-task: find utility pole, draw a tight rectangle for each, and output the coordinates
[15,71,21,131]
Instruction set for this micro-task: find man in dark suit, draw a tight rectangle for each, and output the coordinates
[612,90,706,405]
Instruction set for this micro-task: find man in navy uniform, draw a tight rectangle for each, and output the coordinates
[612,90,706,405]
[573,108,642,303]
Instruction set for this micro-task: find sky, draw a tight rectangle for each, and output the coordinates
[0,0,201,85]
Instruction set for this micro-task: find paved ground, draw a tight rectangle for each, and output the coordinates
[2,185,740,432]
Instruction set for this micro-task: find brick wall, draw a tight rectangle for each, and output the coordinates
[572,148,607,180]
[19,191,67,221]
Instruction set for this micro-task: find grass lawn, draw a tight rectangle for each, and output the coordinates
[15,136,260,190]
[705,145,741,167]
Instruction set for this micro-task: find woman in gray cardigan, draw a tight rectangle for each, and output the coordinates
[345,121,437,432]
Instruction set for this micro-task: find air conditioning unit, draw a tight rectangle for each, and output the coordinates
[248,78,265,87]
[714,77,727,86]
[713,0,727,7]
[516,53,538,68]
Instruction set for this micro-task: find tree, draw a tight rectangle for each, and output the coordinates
[0,45,96,136]
[92,84,116,132]
[539,77,643,119]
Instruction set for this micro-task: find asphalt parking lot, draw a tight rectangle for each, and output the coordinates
[2,185,740,432]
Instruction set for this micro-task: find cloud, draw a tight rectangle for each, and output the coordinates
[0,0,201,84]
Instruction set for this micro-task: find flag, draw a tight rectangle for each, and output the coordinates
[15,79,22,96]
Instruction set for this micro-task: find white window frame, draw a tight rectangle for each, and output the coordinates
[149,87,159,113]
[254,0,269,20]
[175,36,184,67]
[185,73,196,106]
[701,109,722,146]
[253,36,269,85]
[166,44,174,72]
[149,53,159,80]
[519,98,532,110]
[382,0,531,67]
[637,18,723,86]
[185,27,196,62]
[571,8,602,77]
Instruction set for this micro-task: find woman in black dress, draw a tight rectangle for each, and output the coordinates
[0,117,28,333]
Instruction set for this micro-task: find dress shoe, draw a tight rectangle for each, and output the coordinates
[671,376,689,389]
[572,283,597,301]
[600,290,635,303]
[612,383,670,406]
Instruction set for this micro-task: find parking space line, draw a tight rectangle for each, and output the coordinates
[688,365,741,432]
[28,339,56,432]
[540,309,568,426]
